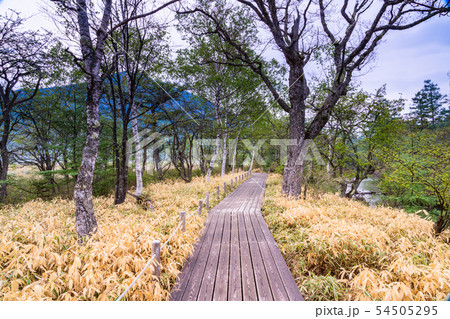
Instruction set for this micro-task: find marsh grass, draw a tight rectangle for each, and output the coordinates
[262,174,450,301]
[0,172,240,300]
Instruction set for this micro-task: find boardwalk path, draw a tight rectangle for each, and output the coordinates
[170,173,304,301]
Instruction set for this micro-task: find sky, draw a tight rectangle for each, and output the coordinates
[1,0,449,109]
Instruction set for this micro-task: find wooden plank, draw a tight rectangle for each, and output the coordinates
[176,183,246,301]
[249,212,289,300]
[169,207,221,300]
[219,182,260,301]
[170,187,242,300]
[196,206,227,300]
[227,207,241,300]
[255,213,304,301]
[251,174,303,301]
[237,193,258,301]
[242,191,273,301]
[182,186,245,301]
[170,173,304,301]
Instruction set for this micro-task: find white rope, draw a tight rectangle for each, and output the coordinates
[116,254,157,301]
[116,200,204,301]
[116,181,248,301]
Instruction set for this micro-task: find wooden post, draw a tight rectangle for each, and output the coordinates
[180,211,186,232]
[230,179,233,189]
[152,240,161,278]
[205,191,209,211]
[238,175,241,183]
[198,200,203,215]
[216,185,220,198]
[235,177,237,185]
[223,182,227,195]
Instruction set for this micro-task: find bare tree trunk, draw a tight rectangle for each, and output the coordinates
[281,63,308,198]
[231,129,241,175]
[115,126,128,204]
[199,143,206,175]
[206,133,221,182]
[0,114,10,201]
[130,101,143,196]
[74,79,102,238]
[326,140,332,178]
[142,145,147,173]
[153,146,163,180]
[221,131,227,177]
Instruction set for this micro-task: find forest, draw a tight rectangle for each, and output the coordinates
[0,0,449,302]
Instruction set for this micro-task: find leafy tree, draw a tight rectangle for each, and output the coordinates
[174,1,274,180]
[0,11,50,201]
[379,129,450,234]
[315,85,404,198]
[50,0,178,239]
[105,0,171,204]
[179,0,450,197]
[411,80,447,129]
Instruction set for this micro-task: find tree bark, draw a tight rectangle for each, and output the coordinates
[221,131,227,177]
[153,146,163,180]
[115,123,128,204]
[0,109,10,201]
[130,101,143,196]
[206,133,221,182]
[281,62,308,197]
[73,77,102,238]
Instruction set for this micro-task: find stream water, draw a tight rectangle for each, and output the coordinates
[357,177,383,206]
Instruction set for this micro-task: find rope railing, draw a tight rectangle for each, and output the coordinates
[115,171,252,301]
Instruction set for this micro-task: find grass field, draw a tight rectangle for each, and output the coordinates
[262,174,450,301]
[2,172,448,301]
[0,172,241,300]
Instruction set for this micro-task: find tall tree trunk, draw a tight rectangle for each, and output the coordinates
[199,143,206,175]
[221,131,227,177]
[281,63,308,198]
[130,101,143,196]
[231,130,241,174]
[153,146,163,180]
[206,133,221,182]
[72,0,113,239]
[115,124,128,204]
[0,113,10,201]
[73,78,102,238]
[142,144,147,173]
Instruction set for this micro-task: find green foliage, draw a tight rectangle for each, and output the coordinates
[379,128,450,232]
[411,80,447,129]
[314,84,404,196]
[302,275,348,301]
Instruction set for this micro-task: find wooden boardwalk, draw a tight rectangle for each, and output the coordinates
[170,173,304,301]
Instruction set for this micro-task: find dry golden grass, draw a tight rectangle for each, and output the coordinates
[0,172,242,301]
[263,174,450,301]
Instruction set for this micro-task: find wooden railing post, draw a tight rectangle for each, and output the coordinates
[223,182,227,195]
[231,179,233,189]
[216,185,220,198]
[180,211,186,232]
[198,200,203,216]
[152,240,161,278]
[235,177,237,185]
[205,191,209,211]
